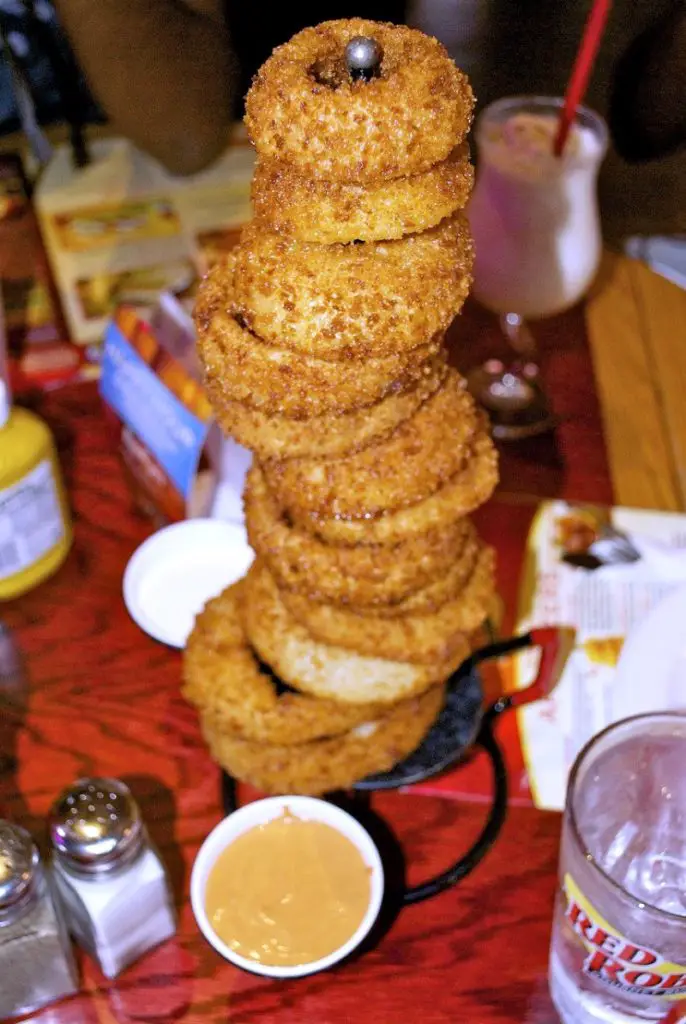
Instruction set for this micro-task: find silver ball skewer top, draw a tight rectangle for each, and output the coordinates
[345,36,383,79]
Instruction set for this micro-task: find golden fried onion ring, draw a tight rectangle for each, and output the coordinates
[196,257,442,419]
[251,144,474,243]
[263,371,478,519]
[245,19,474,182]
[243,561,467,704]
[208,354,447,461]
[291,429,499,546]
[245,465,475,607]
[371,535,484,617]
[199,682,445,795]
[183,583,396,745]
[281,545,495,664]
[232,214,473,359]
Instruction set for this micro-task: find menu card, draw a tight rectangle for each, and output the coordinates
[411,501,686,812]
[512,500,686,811]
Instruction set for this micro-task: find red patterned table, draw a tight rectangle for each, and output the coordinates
[2,257,684,1023]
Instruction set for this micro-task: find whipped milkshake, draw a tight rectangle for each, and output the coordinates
[468,97,608,319]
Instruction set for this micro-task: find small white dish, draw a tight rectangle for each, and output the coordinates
[190,795,384,979]
[123,518,253,648]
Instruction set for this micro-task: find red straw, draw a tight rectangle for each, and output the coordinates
[553,0,612,156]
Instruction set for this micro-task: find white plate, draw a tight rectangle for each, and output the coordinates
[123,518,253,648]
[612,585,686,720]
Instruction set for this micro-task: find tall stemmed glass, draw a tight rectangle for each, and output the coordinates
[466,96,608,440]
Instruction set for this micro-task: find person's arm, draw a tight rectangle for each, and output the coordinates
[609,1,686,162]
[52,0,237,175]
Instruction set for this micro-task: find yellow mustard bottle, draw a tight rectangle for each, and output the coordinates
[0,381,72,599]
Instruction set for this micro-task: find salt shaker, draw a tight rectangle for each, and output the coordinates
[49,777,176,978]
[0,820,79,1018]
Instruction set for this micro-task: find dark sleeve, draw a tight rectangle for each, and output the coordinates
[609,0,686,162]
[0,0,103,142]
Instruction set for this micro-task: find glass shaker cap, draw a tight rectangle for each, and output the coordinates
[49,778,143,876]
[0,821,39,911]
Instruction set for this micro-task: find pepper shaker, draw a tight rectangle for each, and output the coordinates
[0,821,79,1018]
[49,777,176,978]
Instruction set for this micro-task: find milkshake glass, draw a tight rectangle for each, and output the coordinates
[467,96,608,439]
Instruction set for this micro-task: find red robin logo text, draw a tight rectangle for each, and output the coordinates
[566,897,686,997]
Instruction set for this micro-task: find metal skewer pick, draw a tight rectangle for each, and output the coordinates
[345,36,383,81]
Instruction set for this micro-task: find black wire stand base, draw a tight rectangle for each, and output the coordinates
[221,664,509,906]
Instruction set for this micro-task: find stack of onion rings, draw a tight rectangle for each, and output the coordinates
[183,19,499,798]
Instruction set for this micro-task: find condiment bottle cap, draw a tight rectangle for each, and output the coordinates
[49,778,144,877]
[0,820,40,915]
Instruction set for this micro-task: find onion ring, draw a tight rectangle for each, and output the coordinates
[245,19,474,182]
[372,537,488,617]
[196,257,442,418]
[290,429,499,546]
[183,583,396,745]
[245,466,475,607]
[232,214,473,359]
[208,354,447,461]
[281,545,495,664]
[251,144,474,243]
[262,371,478,519]
[243,561,466,704]
[199,682,445,795]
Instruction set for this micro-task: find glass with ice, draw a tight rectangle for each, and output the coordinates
[550,713,686,1024]
[467,96,608,439]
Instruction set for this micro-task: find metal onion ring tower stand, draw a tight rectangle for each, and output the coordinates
[208,33,569,909]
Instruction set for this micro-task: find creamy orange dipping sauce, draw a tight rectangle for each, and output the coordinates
[205,810,371,967]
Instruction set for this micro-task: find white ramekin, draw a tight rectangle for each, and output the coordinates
[123,518,253,648]
[190,795,385,978]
